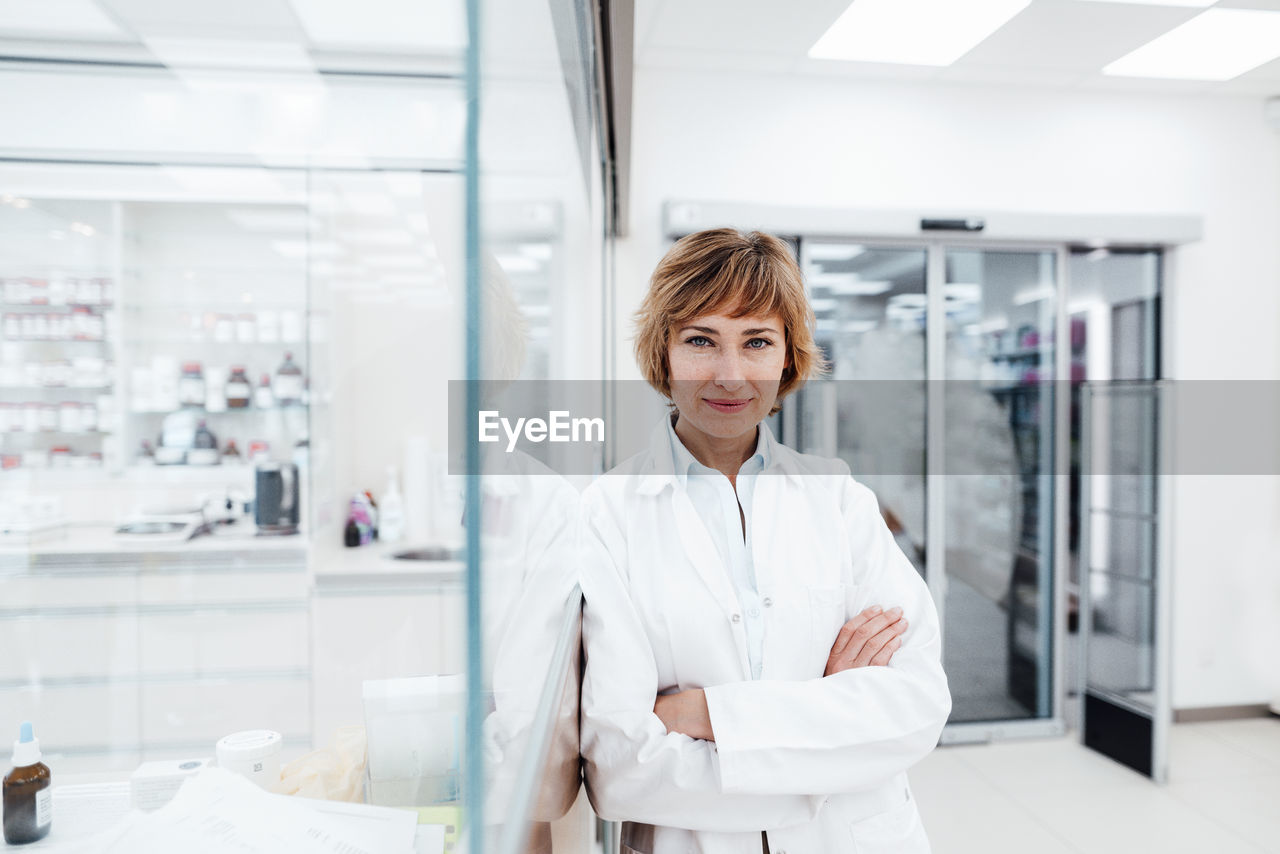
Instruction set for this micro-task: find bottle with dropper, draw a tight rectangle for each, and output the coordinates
[3,721,52,845]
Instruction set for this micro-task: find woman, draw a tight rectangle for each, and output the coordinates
[579,229,952,853]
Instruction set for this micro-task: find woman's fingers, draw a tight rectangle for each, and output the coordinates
[825,606,908,676]
[851,618,908,668]
[868,635,902,667]
[829,606,879,660]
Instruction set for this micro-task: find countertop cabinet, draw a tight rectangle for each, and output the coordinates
[0,546,311,771]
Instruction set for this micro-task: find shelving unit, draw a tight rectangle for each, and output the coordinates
[0,197,312,477]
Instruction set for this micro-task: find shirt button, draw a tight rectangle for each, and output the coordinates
[731,613,741,623]
[748,607,760,618]
[762,597,773,607]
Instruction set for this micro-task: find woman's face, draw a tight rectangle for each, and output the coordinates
[667,309,788,441]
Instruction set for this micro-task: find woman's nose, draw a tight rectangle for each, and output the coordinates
[712,350,748,389]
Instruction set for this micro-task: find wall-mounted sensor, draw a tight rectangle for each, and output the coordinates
[921,217,985,232]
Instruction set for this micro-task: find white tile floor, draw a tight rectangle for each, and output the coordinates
[911,717,1280,854]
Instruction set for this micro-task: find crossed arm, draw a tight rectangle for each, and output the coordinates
[652,604,911,741]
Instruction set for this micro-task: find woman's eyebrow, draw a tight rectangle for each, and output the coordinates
[678,325,719,335]
[741,327,779,336]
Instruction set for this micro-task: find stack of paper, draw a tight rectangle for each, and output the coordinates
[61,767,418,854]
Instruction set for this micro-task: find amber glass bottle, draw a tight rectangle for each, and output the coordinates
[3,722,51,845]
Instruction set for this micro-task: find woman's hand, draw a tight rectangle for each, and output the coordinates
[824,605,908,677]
[653,689,715,741]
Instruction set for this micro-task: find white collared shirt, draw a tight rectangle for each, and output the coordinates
[666,414,771,680]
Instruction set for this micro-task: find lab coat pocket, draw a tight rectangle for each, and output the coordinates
[848,792,925,854]
[808,584,848,668]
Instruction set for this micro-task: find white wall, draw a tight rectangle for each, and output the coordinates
[618,66,1280,712]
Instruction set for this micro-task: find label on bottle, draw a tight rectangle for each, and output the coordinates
[275,374,303,403]
[36,786,51,827]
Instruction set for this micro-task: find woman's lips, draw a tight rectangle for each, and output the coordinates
[704,398,751,413]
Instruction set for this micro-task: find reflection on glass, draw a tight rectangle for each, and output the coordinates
[794,242,928,577]
[1085,574,1156,707]
[943,248,1056,722]
[475,0,609,849]
[1065,248,1159,648]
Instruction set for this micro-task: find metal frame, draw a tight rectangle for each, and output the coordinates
[496,586,585,854]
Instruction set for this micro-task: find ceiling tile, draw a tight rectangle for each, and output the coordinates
[101,0,304,41]
[956,0,1200,72]
[936,65,1086,88]
[1228,54,1280,83]
[0,0,130,38]
[639,45,798,73]
[644,0,850,55]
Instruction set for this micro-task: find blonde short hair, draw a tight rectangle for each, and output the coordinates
[634,228,825,413]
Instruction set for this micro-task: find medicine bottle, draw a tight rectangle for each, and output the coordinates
[3,721,52,845]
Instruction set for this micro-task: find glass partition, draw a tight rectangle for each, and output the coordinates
[943,248,1057,723]
[0,0,612,848]
[471,0,610,850]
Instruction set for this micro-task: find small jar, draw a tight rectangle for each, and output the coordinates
[178,362,205,408]
[225,367,252,409]
[254,374,274,409]
[215,730,282,792]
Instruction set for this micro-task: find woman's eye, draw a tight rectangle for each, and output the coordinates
[685,335,712,347]
[746,338,772,350]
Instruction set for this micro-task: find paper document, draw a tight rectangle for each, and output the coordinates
[57,767,417,854]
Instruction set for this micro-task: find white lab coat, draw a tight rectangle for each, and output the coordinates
[579,419,952,854]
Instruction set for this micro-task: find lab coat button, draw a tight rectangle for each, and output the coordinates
[731,613,741,622]
[748,607,760,618]
[762,597,773,607]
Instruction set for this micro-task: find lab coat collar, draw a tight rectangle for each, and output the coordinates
[637,414,801,495]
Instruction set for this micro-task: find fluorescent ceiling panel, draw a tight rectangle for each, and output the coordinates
[806,243,866,262]
[1104,8,1280,80]
[1013,284,1055,305]
[809,273,893,296]
[0,0,127,36]
[810,0,1032,66]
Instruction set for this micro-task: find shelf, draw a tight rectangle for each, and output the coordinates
[0,385,113,392]
[129,406,305,415]
[1,430,110,437]
[0,303,113,311]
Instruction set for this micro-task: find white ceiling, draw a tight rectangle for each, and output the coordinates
[635,0,1280,96]
[0,0,466,66]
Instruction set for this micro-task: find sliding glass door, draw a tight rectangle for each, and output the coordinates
[789,239,1065,740]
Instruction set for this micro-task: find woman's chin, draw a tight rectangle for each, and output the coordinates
[686,411,761,440]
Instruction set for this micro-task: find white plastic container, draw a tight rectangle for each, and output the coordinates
[215,730,282,791]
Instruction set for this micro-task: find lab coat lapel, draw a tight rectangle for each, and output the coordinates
[670,486,740,622]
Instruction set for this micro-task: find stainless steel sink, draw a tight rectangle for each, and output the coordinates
[390,546,460,562]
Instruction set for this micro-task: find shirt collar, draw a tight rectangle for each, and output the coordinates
[666,412,771,484]
[639,413,785,494]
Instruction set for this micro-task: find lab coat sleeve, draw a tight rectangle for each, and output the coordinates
[579,498,825,832]
[702,477,953,796]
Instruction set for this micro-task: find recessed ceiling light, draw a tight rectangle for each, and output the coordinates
[806,244,866,262]
[1104,8,1280,81]
[809,273,893,296]
[809,0,1032,66]
[1013,284,1055,305]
